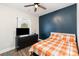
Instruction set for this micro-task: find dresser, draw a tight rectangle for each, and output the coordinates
[16,34,38,50]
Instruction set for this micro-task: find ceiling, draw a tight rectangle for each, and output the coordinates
[0,3,74,16]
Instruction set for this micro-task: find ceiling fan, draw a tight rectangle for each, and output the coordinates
[24,3,47,12]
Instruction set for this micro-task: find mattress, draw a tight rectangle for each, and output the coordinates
[29,33,78,56]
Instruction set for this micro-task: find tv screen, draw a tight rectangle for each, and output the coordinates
[16,28,29,36]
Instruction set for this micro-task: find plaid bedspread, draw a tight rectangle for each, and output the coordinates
[29,33,78,56]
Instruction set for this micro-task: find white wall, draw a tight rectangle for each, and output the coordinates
[0,4,39,53]
[77,4,79,49]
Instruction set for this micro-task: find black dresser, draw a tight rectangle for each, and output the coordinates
[16,34,38,50]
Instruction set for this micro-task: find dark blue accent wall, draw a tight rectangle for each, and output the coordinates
[39,4,77,39]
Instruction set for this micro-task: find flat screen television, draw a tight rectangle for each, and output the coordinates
[16,28,29,36]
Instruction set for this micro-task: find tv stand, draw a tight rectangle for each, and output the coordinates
[16,34,38,50]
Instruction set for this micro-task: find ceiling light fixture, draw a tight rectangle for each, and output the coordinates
[24,3,46,12]
[35,4,38,8]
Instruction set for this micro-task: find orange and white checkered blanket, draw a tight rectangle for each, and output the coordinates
[29,33,78,56]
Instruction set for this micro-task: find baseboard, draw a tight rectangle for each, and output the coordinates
[0,47,15,54]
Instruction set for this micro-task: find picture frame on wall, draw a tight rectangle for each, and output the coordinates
[17,16,32,34]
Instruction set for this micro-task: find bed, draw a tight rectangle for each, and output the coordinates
[29,32,78,56]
